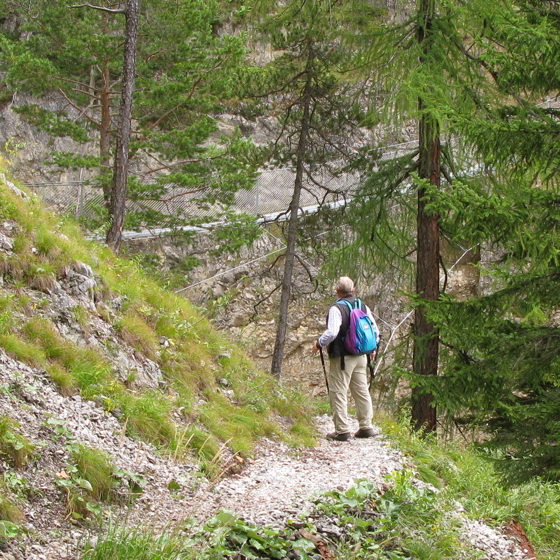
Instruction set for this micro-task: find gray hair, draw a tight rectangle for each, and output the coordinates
[335,276,354,295]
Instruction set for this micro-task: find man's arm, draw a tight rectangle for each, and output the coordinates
[311,306,342,355]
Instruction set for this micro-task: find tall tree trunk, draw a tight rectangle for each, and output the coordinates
[106,0,139,252]
[100,57,111,210]
[412,0,440,433]
[270,45,314,380]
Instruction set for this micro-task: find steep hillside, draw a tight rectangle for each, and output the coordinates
[1,168,558,560]
[0,166,314,558]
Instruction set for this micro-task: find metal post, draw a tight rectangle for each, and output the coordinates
[76,169,84,218]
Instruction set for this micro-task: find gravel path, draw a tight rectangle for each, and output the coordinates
[182,415,403,528]
[0,351,529,560]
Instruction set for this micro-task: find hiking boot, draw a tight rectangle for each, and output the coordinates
[354,428,376,438]
[326,432,352,442]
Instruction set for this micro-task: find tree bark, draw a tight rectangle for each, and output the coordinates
[106,0,139,252]
[100,12,111,209]
[412,0,440,433]
[270,44,314,380]
[100,57,111,209]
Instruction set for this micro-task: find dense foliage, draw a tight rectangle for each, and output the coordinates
[422,0,560,482]
[0,0,259,238]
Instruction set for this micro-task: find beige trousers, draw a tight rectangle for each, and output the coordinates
[328,354,373,434]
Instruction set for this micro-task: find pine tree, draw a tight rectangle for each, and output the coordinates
[0,0,258,248]
[0,0,125,205]
[418,0,560,481]
[322,0,489,430]
[105,0,139,251]
[245,0,371,379]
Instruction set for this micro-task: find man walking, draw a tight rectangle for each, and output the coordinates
[311,277,379,441]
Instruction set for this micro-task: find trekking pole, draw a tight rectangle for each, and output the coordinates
[368,334,383,390]
[319,347,329,392]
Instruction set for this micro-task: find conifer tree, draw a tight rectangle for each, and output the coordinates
[245,0,370,379]
[105,0,138,251]
[0,0,257,247]
[325,0,487,431]
[416,0,560,481]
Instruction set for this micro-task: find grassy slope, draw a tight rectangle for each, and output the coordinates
[0,164,315,466]
[80,413,560,560]
[2,164,558,559]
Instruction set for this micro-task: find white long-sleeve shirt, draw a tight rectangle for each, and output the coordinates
[318,301,380,349]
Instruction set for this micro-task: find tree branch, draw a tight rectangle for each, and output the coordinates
[57,88,100,128]
[251,281,283,321]
[294,253,318,294]
[440,253,448,295]
[71,4,126,14]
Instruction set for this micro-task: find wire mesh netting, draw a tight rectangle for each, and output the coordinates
[25,141,419,222]
[21,96,560,222]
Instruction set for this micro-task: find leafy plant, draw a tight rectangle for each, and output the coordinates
[0,416,33,468]
[57,443,144,522]
[0,486,23,524]
[3,471,31,501]
[0,481,23,547]
[70,444,115,502]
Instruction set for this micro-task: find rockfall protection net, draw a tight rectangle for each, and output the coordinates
[25,142,418,221]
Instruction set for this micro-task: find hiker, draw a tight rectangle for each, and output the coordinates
[311,276,379,441]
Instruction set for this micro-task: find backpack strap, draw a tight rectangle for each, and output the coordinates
[337,299,355,371]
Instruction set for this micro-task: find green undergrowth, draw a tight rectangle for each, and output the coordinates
[0,482,24,547]
[78,476,491,560]
[0,416,34,468]
[375,412,560,560]
[54,441,146,522]
[0,171,315,473]
[82,417,560,560]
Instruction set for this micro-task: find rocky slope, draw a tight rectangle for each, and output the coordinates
[0,347,532,560]
[0,176,534,560]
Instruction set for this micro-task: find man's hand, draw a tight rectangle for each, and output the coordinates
[311,340,320,355]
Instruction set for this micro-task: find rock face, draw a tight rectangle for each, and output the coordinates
[0,209,164,390]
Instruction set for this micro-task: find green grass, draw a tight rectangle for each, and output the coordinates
[0,416,34,468]
[0,334,46,367]
[71,305,89,329]
[0,489,23,524]
[23,317,111,398]
[71,444,115,502]
[200,396,278,456]
[0,196,18,221]
[48,363,78,396]
[83,526,186,560]
[120,391,175,447]
[115,311,159,359]
[376,412,560,560]
[0,482,23,544]
[34,224,59,255]
[0,172,316,468]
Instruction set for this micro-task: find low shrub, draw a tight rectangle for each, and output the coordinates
[0,416,33,468]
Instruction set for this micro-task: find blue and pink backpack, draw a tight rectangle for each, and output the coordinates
[339,298,377,355]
